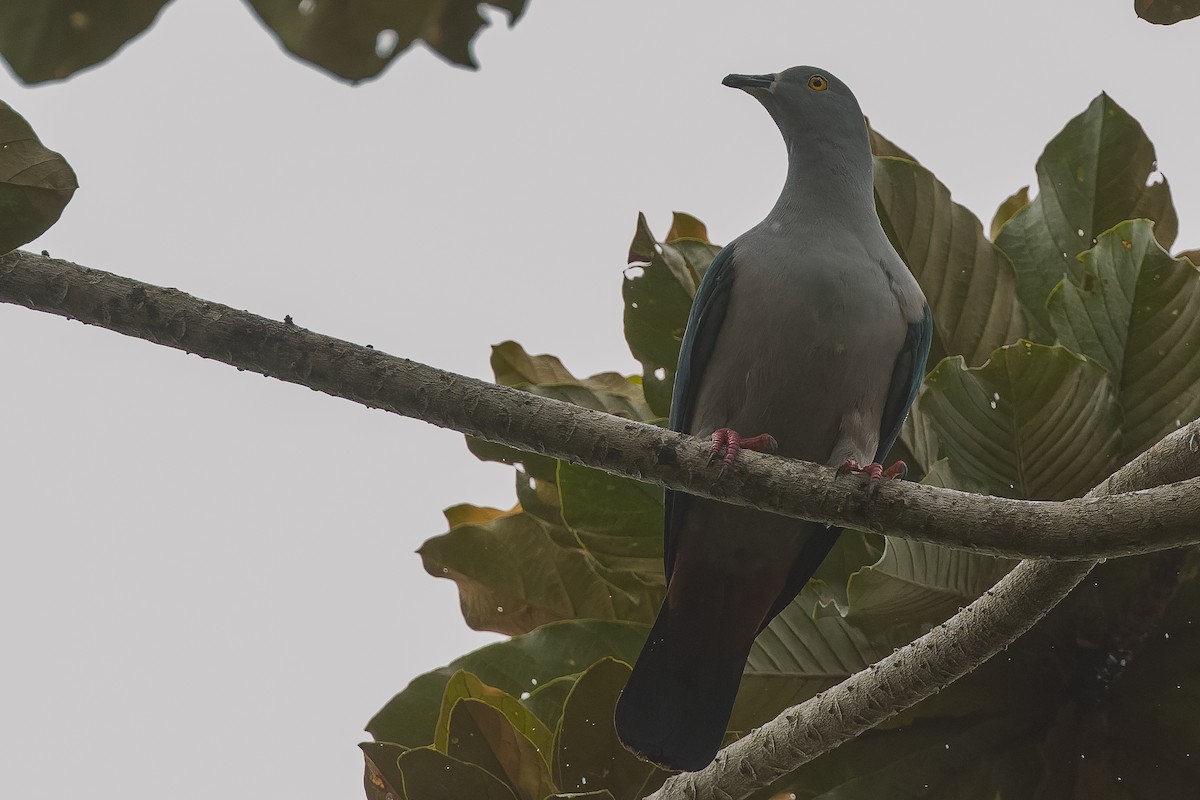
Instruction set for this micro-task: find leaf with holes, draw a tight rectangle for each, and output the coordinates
[914,344,1121,500]
[247,0,527,81]
[1047,220,1200,462]
[0,1,170,84]
[995,93,1177,339]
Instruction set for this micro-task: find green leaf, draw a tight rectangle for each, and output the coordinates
[1047,220,1200,461]
[467,341,653,479]
[446,699,558,800]
[419,509,664,635]
[367,620,648,748]
[845,537,1014,629]
[874,156,1026,367]
[914,344,1121,500]
[0,100,78,254]
[0,1,169,84]
[522,675,580,737]
[361,741,408,800]
[397,747,518,800]
[434,671,554,765]
[246,0,527,81]
[666,211,710,243]
[487,342,648,417]
[990,185,1031,240]
[995,94,1177,339]
[623,213,721,417]
[553,658,669,799]
[732,588,896,733]
[545,793,617,800]
[1135,0,1200,24]
[556,461,663,576]
[867,126,918,161]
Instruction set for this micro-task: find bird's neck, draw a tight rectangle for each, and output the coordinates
[765,140,878,229]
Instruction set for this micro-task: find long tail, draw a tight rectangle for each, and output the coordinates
[614,589,753,773]
[614,508,839,772]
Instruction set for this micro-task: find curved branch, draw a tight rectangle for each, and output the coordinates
[1,249,1198,561]
[646,420,1200,800]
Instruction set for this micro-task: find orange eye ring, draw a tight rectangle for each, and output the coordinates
[808,74,828,92]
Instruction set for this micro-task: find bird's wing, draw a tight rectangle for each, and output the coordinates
[663,243,737,581]
[875,302,933,461]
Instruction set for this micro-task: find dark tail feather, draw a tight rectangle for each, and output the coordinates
[614,595,759,772]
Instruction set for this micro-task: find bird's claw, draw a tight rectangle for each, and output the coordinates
[710,429,778,466]
[837,459,907,482]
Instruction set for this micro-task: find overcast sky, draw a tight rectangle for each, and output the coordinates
[1,1,1196,798]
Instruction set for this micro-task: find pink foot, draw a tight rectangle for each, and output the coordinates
[710,428,778,466]
[837,459,907,482]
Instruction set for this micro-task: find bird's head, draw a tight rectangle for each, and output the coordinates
[723,66,869,161]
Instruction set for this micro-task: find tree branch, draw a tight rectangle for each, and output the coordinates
[2,249,1199,561]
[646,419,1200,800]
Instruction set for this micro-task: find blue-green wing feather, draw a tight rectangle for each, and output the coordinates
[876,302,933,461]
[663,244,737,580]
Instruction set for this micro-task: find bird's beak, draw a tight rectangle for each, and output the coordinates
[722,73,775,91]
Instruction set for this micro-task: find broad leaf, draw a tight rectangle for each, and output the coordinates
[557,461,663,577]
[868,126,917,161]
[521,675,579,737]
[0,100,78,254]
[732,588,896,733]
[914,344,1121,500]
[874,156,1026,366]
[366,620,648,748]
[433,671,554,764]
[0,1,169,84]
[490,341,651,419]
[467,341,651,480]
[1136,0,1200,24]
[361,742,407,800]
[623,212,720,417]
[845,537,1014,629]
[1047,220,1200,461]
[995,94,1177,339]
[397,747,518,800]
[446,700,557,800]
[553,658,669,799]
[246,0,527,81]
[990,186,1031,240]
[419,509,664,635]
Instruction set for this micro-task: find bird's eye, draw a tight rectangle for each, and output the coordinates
[807,75,828,92]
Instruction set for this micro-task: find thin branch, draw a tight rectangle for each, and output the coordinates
[2,249,1198,561]
[646,419,1200,800]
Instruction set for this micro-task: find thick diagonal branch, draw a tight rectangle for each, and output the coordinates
[2,250,1199,559]
[646,420,1200,800]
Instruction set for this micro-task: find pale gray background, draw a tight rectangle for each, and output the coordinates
[1,1,1195,797]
